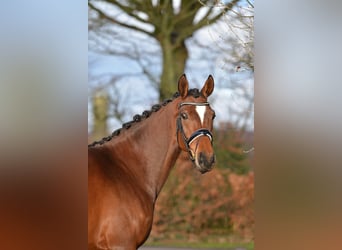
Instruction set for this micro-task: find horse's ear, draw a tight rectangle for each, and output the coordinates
[201,75,214,98]
[178,74,189,98]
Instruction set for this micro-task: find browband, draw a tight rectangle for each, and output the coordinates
[178,102,209,108]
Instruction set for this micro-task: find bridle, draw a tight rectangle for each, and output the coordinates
[176,102,213,161]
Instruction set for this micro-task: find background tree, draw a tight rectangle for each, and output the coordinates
[90,90,109,142]
[89,0,240,100]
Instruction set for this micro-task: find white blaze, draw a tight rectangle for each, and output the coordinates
[196,105,206,125]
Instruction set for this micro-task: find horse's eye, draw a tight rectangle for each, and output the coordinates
[181,112,188,120]
[212,113,216,120]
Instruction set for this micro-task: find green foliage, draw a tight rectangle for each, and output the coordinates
[213,122,252,175]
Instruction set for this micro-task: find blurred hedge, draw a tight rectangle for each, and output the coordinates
[148,123,254,243]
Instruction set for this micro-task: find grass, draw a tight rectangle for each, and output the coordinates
[145,241,254,249]
[144,234,254,249]
[144,228,254,249]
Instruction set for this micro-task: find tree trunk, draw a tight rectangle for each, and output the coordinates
[91,91,109,141]
[159,38,188,101]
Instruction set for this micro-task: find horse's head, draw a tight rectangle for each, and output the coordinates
[176,74,216,174]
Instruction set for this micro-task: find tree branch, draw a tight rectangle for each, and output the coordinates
[88,2,153,37]
[176,0,240,43]
[195,0,240,30]
[106,0,156,25]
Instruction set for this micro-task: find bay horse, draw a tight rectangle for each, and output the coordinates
[88,74,216,249]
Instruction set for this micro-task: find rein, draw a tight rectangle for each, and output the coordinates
[176,102,213,161]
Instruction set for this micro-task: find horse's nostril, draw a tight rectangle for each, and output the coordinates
[198,152,215,167]
[210,155,215,165]
[199,152,205,165]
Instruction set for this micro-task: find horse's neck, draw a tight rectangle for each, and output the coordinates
[138,105,181,199]
[111,103,181,201]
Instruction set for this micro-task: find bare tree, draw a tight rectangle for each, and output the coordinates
[88,0,241,100]
[204,1,254,131]
[220,0,254,72]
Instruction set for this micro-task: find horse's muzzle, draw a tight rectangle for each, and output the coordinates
[195,152,216,174]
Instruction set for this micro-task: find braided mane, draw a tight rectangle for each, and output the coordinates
[88,89,203,147]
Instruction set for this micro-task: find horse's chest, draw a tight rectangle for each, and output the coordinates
[90,166,155,247]
[103,189,154,245]
[122,197,154,238]
[91,200,154,249]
